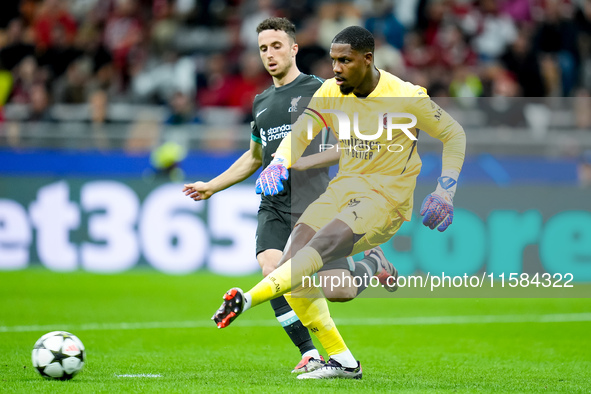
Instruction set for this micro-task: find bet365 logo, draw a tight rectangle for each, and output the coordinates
[304,108,418,141]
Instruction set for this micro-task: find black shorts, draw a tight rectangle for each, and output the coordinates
[255,207,295,256]
[255,207,353,272]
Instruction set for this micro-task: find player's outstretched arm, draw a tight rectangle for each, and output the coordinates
[256,102,327,195]
[415,95,466,232]
[184,140,262,201]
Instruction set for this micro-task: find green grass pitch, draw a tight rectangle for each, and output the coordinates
[1,268,590,393]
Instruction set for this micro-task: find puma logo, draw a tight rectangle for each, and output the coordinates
[352,211,362,221]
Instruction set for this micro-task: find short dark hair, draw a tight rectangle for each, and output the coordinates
[256,17,296,42]
[332,26,375,54]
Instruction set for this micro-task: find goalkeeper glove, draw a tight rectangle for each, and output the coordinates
[420,172,458,232]
[255,157,289,196]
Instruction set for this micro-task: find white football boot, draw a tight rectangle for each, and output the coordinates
[297,358,362,379]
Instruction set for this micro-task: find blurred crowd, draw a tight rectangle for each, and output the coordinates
[0,0,591,125]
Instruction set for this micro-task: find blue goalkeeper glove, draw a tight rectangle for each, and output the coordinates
[420,174,457,232]
[255,157,289,196]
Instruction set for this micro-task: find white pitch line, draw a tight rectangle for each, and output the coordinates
[1,313,591,334]
[115,374,162,378]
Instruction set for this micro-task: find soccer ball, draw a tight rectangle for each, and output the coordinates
[32,331,86,380]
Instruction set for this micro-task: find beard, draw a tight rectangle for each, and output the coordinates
[270,61,290,81]
[270,68,287,80]
[339,84,354,95]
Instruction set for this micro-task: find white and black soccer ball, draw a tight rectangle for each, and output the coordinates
[32,331,86,380]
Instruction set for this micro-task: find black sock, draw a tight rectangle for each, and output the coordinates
[353,254,379,296]
[270,296,316,356]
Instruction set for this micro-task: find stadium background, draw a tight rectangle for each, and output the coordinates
[1,0,590,279]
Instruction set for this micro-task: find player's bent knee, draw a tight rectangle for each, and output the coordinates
[309,235,346,263]
[323,287,356,303]
[261,263,275,277]
[326,296,355,303]
[308,220,354,262]
[289,223,317,252]
[257,249,282,277]
[260,257,278,277]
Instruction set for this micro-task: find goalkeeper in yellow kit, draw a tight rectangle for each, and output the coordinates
[213,26,466,379]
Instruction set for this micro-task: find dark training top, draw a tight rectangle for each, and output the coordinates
[251,73,331,214]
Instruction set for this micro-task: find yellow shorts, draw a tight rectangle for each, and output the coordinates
[296,176,406,256]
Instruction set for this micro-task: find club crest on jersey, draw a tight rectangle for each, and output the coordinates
[289,96,302,112]
[348,198,360,207]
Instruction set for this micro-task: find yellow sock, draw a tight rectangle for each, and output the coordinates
[284,286,348,357]
[246,246,324,308]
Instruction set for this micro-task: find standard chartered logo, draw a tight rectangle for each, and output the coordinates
[260,124,291,146]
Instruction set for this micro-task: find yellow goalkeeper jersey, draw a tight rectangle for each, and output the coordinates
[276,69,466,220]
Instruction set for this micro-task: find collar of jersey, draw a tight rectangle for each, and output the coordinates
[274,73,305,92]
[343,69,384,99]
